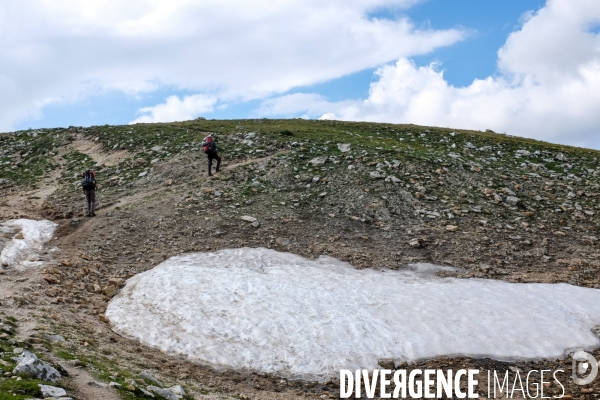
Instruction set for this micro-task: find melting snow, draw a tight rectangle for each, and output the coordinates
[106,248,600,380]
[0,219,58,270]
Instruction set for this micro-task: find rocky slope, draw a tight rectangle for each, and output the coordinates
[1,119,599,399]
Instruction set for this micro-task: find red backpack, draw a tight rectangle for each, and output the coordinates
[203,137,215,153]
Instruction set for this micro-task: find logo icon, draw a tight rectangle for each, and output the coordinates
[572,350,598,385]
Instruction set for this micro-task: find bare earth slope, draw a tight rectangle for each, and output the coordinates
[1,119,599,399]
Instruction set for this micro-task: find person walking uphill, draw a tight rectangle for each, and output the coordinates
[202,134,221,177]
[81,169,98,217]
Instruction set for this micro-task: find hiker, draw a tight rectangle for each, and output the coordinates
[81,169,98,217]
[202,134,221,177]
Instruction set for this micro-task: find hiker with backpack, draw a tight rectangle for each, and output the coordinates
[81,169,98,217]
[201,134,221,177]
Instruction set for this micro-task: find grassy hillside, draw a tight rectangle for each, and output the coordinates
[1,119,600,398]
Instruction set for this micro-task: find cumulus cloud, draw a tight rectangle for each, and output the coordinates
[131,94,216,124]
[0,0,465,129]
[259,0,600,148]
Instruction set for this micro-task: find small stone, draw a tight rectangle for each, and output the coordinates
[98,315,109,323]
[445,225,458,232]
[139,371,163,387]
[408,238,421,248]
[251,221,260,228]
[140,387,155,397]
[109,381,122,388]
[134,158,147,166]
[138,171,148,177]
[13,347,24,354]
[108,277,124,287]
[127,384,136,391]
[43,275,60,284]
[385,175,401,184]
[147,385,178,400]
[164,179,173,185]
[312,176,320,183]
[370,171,384,179]
[337,143,351,152]
[170,385,186,397]
[93,284,101,294]
[505,196,520,206]
[102,285,116,297]
[555,153,567,161]
[240,215,257,223]
[276,237,290,247]
[39,384,67,398]
[309,157,327,167]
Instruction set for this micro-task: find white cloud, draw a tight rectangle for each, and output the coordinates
[259,0,600,149]
[131,94,216,124]
[0,0,465,129]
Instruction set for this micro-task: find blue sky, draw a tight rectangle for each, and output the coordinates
[20,1,543,127]
[2,0,600,148]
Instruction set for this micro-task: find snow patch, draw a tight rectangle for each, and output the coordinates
[0,219,58,270]
[106,248,600,380]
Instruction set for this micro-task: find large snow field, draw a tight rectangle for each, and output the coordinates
[106,248,600,380]
[0,219,58,270]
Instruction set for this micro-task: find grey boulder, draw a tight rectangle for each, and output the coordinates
[13,351,61,382]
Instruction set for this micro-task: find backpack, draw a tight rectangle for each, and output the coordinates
[81,170,95,190]
[203,137,216,153]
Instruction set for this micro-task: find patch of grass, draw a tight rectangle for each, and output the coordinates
[0,378,43,400]
[53,350,77,361]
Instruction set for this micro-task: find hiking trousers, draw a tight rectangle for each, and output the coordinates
[84,189,96,214]
[207,152,221,176]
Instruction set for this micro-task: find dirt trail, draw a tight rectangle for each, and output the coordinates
[58,361,122,400]
[66,140,131,167]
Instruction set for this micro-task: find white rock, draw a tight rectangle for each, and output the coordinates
[555,153,568,161]
[39,384,67,398]
[138,171,148,177]
[147,385,178,400]
[369,171,384,179]
[337,143,351,153]
[170,385,186,397]
[309,157,327,167]
[240,216,257,223]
